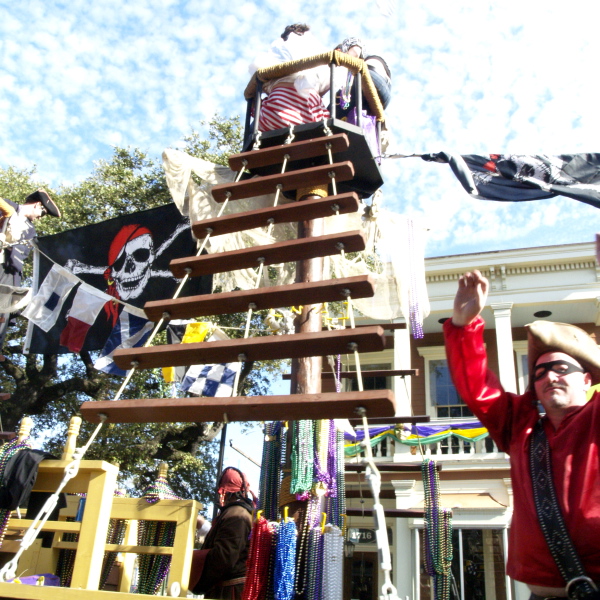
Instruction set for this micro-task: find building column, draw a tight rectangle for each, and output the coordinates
[594,296,600,326]
[392,318,411,416]
[392,480,417,600]
[491,302,517,393]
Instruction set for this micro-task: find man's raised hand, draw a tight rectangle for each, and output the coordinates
[452,270,489,327]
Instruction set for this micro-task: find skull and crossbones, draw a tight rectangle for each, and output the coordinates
[65,221,189,315]
[107,225,155,301]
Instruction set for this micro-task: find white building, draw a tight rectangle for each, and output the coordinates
[342,241,600,600]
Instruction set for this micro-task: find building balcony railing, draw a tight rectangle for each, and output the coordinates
[344,418,508,464]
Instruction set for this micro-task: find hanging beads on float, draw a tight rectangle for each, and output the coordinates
[322,525,344,600]
[242,514,273,600]
[422,458,453,600]
[136,465,181,596]
[290,419,314,496]
[274,517,297,600]
[0,436,32,548]
[258,421,285,521]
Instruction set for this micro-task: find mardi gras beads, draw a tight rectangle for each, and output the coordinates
[0,437,31,548]
[136,470,181,595]
[258,422,284,521]
[422,458,453,600]
[242,515,273,600]
[274,518,296,600]
[290,420,313,495]
[322,525,344,600]
[305,526,322,600]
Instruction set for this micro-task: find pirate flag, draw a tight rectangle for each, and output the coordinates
[24,203,211,354]
[421,152,600,209]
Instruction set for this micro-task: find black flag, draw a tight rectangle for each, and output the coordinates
[25,203,211,354]
[422,152,600,209]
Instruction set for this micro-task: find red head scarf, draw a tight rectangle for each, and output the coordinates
[217,467,256,504]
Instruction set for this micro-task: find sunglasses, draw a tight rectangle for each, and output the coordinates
[533,359,585,382]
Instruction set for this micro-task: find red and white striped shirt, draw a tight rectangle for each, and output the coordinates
[258,86,330,133]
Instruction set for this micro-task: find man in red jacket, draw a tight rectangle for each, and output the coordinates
[444,270,600,600]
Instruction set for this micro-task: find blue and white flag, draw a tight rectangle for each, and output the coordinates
[22,264,79,332]
[181,362,241,397]
[179,327,241,397]
[94,308,153,376]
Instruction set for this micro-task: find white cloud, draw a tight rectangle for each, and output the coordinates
[1,0,599,253]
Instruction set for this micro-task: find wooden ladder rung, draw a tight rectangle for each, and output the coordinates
[113,325,386,371]
[330,369,419,378]
[228,133,350,170]
[144,275,375,322]
[192,193,360,239]
[170,230,366,278]
[211,161,355,202]
[282,369,419,380]
[80,389,396,424]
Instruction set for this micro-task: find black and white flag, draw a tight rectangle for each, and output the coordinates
[422,152,600,209]
[25,203,211,354]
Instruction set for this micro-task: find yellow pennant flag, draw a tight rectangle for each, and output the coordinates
[162,322,212,383]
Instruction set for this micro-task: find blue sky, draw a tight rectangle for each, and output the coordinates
[1,0,598,260]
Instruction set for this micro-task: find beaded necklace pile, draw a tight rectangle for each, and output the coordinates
[422,458,453,600]
[274,518,296,600]
[322,525,344,600]
[99,489,128,590]
[258,421,285,521]
[0,436,32,548]
[242,515,273,600]
[136,473,181,595]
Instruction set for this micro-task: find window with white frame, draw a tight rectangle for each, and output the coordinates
[417,346,472,419]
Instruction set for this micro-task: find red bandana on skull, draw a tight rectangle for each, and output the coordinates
[104,224,153,326]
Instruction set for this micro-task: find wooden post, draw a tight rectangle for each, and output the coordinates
[17,416,33,442]
[158,462,169,479]
[291,194,325,395]
[62,416,82,460]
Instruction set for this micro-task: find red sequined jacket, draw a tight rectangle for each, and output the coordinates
[443,317,600,587]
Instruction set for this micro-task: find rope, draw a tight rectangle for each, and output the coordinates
[0,416,107,582]
[244,50,385,122]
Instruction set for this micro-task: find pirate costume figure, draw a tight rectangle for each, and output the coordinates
[0,189,61,347]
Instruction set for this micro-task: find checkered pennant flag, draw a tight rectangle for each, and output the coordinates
[181,362,241,397]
